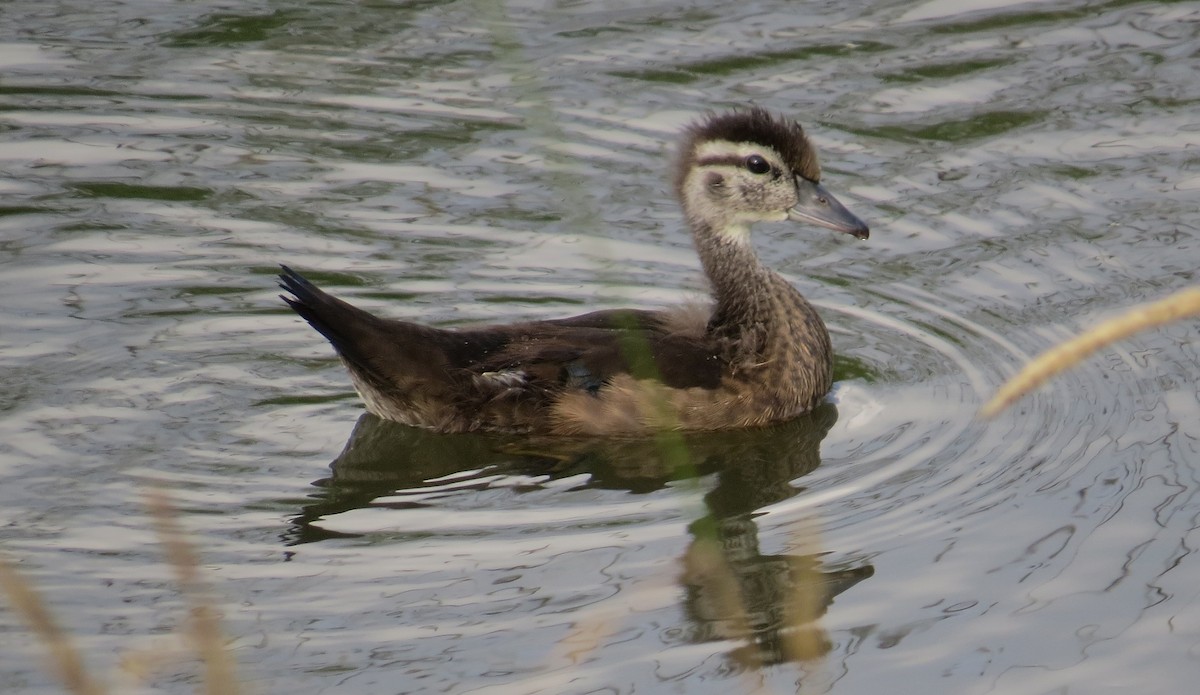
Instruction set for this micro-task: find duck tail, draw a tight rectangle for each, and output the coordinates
[278,264,426,384]
[278,265,368,356]
[277,265,471,409]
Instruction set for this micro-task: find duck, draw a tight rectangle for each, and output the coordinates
[279,107,869,435]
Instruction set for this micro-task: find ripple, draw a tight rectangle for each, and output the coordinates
[760,280,1134,557]
[3,0,1200,693]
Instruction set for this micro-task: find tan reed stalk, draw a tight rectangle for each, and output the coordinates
[0,553,109,695]
[981,287,1200,417]
[145,488,241,695]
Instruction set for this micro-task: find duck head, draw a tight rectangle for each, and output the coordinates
[674,107,869,242]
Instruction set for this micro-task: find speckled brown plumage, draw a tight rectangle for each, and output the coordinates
[280,107,868,434]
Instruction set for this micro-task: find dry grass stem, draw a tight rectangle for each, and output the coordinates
[145,488,241,695]
[781,518,828,663]
[981,287,1200,417]
[558,610,617,665]
[684,539,776,694]
[0,553,109,695]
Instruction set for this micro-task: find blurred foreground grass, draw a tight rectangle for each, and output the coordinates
[981,287,1200,417]
[0,489,241,695]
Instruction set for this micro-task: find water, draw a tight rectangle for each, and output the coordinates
[2,0,1199,692]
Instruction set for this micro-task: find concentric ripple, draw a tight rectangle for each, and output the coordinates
[761,281,1138,551]
[4,0,1200,692]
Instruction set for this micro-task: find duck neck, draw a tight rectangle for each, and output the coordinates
[691,220,781,336]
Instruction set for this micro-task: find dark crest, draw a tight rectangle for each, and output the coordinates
[675,107,822,192]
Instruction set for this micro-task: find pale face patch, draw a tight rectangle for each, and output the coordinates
[681,139,805,236]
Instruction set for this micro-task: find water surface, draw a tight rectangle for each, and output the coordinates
[2,1,1199,693]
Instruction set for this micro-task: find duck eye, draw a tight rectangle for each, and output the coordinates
[745,155,771,175]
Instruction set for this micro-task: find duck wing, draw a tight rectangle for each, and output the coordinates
[279,266,727,431]
[464,319,726,392]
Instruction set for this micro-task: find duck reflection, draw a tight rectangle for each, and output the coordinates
[287,402,872,666]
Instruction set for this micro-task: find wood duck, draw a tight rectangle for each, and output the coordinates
[280,107,869,435]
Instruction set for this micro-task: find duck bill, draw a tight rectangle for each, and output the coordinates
[787,179,870,240]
